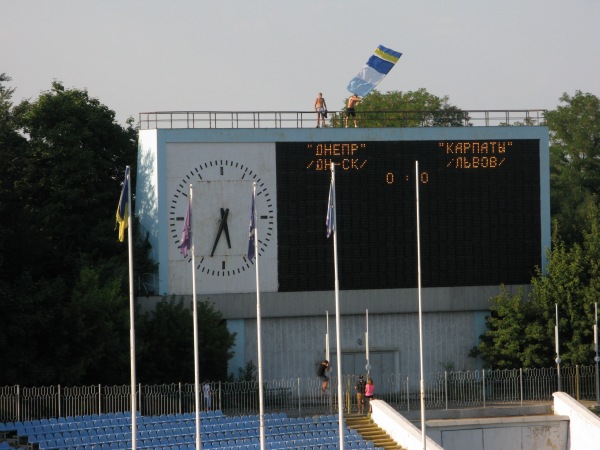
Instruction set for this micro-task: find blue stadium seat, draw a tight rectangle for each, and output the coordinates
[39,439,56,450]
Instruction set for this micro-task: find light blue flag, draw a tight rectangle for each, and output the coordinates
[247,188,256,260]
[179,199,191,258]
[347,45,402,97]
[326,176,335,238]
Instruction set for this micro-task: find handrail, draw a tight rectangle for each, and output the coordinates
[138,109,547,130]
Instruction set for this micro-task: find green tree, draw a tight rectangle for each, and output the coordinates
[473,204,600,368]
[470,286,550,369]
[12,81,137,281]
[235,360,258,382]
[0,74,45,385]
[0,73,27,275]
[531,205,600,366]
[332,88,466,127]
[0,80,141,386]
[136,296,236,383]
[545,91,600,245]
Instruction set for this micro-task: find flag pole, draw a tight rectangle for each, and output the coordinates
[555,303,561,392]
[189,184,202,450]
[177,184,200,448]
[415,161,426,450]
[365,309,370,378]
[254,182,266,450]
[329,164,345,449]
[326,310,330,362]
[594,302,600,407]
[124,166,137,450]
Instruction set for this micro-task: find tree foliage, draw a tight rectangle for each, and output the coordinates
[545,91,600,245]
[473,204,600,368]
[136,296,236,383]
[470,91,600,369]
[0,80,141,385]
[332,88,467,127]
[470,286,550,369]
[0,78,236,386]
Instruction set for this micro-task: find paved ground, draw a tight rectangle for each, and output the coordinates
[399,399,600,422]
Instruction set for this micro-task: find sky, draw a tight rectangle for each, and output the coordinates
[3,0,600,126]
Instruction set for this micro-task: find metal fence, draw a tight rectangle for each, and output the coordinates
[1,365,596,423]
[137,110,546,130]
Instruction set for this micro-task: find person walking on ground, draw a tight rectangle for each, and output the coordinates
[354,374,366,414]
[345,94,362,128]
[364,377,375,414]
[317,360,330,395]
[203,381,211,412]
[315,93,328,128]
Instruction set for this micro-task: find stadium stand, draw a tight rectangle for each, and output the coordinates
[1,410,385,450]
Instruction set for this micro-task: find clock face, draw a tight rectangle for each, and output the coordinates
[169,159,275,277]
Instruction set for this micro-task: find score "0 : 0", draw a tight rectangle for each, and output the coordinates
[385,171,429,185]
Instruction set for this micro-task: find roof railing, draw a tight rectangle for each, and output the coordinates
[138,109,547,130]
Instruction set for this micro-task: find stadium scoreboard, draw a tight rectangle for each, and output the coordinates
[275,139,541,292]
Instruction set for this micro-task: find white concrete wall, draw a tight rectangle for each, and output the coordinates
[370,399,444,450]
[371,399,571,450]
[241,310,481,381]
[553,392,600,450]
[427,415,568,450]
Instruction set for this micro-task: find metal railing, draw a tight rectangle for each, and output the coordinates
[137,110,546,130]
[1,365,596,423]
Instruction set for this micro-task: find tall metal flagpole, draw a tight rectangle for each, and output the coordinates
[415,161,426,450]
[189,185,201,450]
[124,166,137,450]
[178,185,200,449]
[594,302,600,407]
[328,164,345,450]
[595,303,600,407]
[250,182,266,450]
[365,309,370,378]
[555,303,562,392]
[326,310,330,362]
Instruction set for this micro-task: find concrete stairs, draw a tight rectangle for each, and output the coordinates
[345,413,405,450]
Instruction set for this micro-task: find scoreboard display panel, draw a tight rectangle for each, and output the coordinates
[275,139,541,292]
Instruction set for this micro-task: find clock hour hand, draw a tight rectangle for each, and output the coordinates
[221,207,231,248]
[210,208,231,257]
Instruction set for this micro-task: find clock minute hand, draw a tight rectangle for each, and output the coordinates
[210,208,231,257]
[221,207,232,249]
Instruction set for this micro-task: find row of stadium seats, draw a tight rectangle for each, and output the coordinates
[37,432,375,450]
[32,424,344,446]
[2,411,382,450]
[34,425,347,448]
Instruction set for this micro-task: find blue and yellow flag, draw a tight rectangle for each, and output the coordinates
[347,45,402,97]
[116,167,130,242]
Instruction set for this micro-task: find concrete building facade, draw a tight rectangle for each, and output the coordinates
[136,125,550,384]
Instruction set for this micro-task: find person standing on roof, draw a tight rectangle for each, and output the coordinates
[315,93,328,128]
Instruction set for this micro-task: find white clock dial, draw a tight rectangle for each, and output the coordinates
[169,159,275,277]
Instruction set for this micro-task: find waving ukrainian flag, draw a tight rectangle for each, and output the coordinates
[116,167,130,242]
[347,45,402,97]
